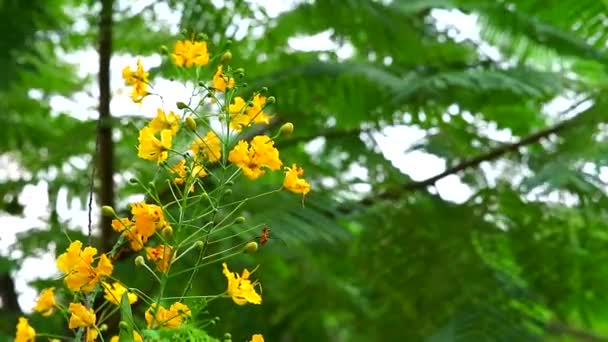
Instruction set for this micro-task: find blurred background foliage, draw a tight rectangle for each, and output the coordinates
[2,0,608,341]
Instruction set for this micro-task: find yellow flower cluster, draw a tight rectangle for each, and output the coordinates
[56,240,113,293]
[228,95,271,132]
[172,39,209,67]
[111,202,171,251]
[145,302,191,328]
[17,33,318,342]
[122,58,149,103]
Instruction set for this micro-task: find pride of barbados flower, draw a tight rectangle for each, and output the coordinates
[68,302,96,329]
[172,39,209,67]
[222,263,262,305]
[250,334,264,342]
[33,287,56,316]
[146,244,174,272]
[145,302,191,328]
[111,202,170,251]
[228,95,271,132]
[56,240,113,293]
[122,58,149,103]
[103,282,138,305]
[228,135,282,180]
[283,164,311,195]
[137,127,173,163]
[15,317,35,342]
[110,331,143,342]
[191,131,222,163]
[212,65,235,92]
[149,108,180,136]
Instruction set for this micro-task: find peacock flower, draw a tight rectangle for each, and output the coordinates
[103,282,138,305]
[34,287,56,316]
[56,240,113,293]
[122,58,149,103]
[145,244,174,272]
[149,108,180,136]
[145,302,191,328]
[15,317,35,342]
[228,135,282,180]
[283,164,311,195]
[250,334,264,342]
[68,302,96,329]
[137,127,173,163]
[172,40,209,67]
[212,65,235,92]
[191,131,222,163]
[222,262,262,305]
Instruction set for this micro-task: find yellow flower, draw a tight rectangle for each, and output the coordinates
[68,302,96,329]
[56,241,113,293]
[250,334,264,342]
[172,40,209,67]
[111,217,145,251]
[283,164,310,195]
[222,263,262,305]
[122,58,149,103]
[247,94,271,125]
[137,127,173,163]
[103,282,138,305]
[33,287,56,316]
[228,135,282,180]
[170,159,188,185]
[149,108,180,136]
[15,317,35,342]
[212,65,234,92]
[228,97,251,132]
[191,131,222,163]
[110,331,143,342]
[145,245,173,272]
[145,302,191,328]
[86,328,98,342]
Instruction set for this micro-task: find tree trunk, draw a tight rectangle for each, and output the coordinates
[98,0,114,252]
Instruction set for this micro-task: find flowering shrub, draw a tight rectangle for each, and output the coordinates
[15,34,309,342]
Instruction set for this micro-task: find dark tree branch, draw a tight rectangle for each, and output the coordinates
[97,0,115,252]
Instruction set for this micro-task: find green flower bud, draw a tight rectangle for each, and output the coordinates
[101,205,116,217]
[279,122,294,136]
[134,256,145,267]
[176,101,188,109]
[195,240,205,249]
[185,116,197,131]
[266,96,276,104]
[118,321,129,330]
[224,189,232,197]
[159,45,169,55]
[221,51,232,63]
[234,216,246,224]
[244,241,258,254]
[162,226,173,238]
[234,68,245,78]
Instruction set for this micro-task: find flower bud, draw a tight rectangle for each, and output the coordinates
[185,116,197,131]
[176,101,188,109]
[221,51,232,63]
[225,180,234,186]
[198,81,205,87]
[234,216,246,224]
[159,45,168,55]
[234,68,245,78]
[197,33,208,41]
[266,96,276,105]
[224,189,232,197]
[101,205,116,217]
[99,324,108,332]
[128,178,139,184]
[260,87,268,93]
[134,256,145,267]
[244,241,258,254]
[195,240,205,249]
[162,226,173,238]
[118,321,129,331]
[223,333,232,342]
[279,122,294,136]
